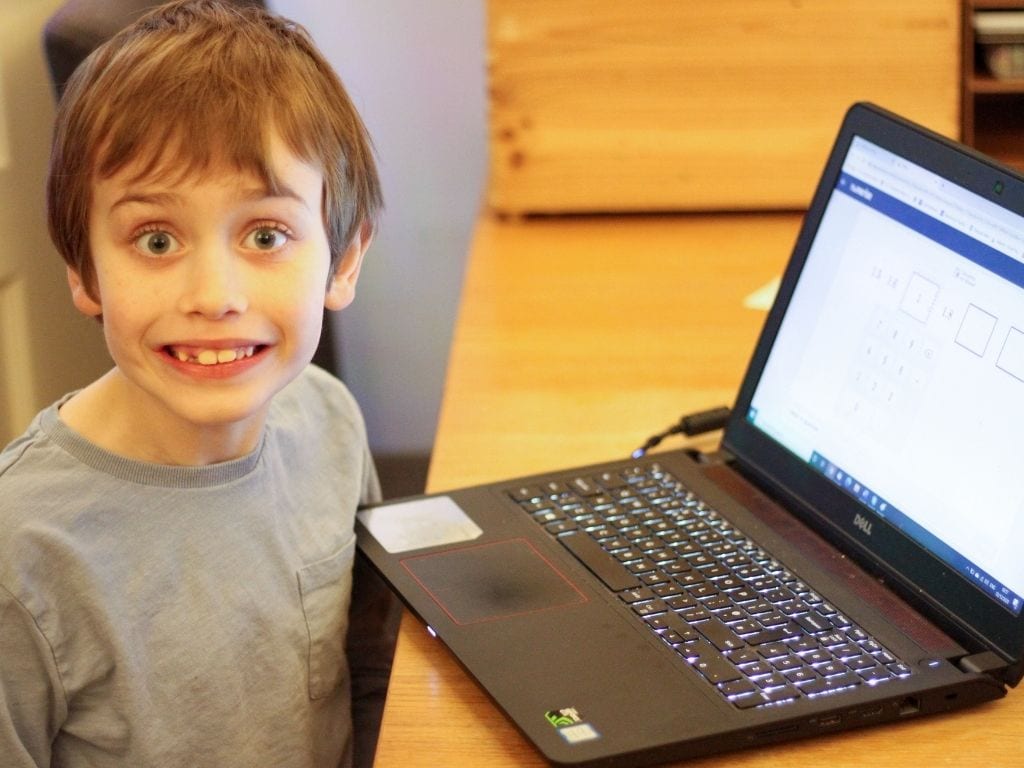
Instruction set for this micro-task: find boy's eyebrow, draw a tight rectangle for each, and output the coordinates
[109,183,311,211]
[110,190,179,210]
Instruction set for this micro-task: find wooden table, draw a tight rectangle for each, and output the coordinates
[372,212,1024,767]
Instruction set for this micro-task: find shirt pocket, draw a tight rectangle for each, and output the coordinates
[297,536,356,700]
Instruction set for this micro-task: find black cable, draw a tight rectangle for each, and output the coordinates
[631,406,731,459]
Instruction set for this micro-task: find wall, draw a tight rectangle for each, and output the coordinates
[0,0,111,446]
[275,0,488,457]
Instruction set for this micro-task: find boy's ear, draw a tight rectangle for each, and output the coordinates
[67,267,103,318]
[325,220,373,311]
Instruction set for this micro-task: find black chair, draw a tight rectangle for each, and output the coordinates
[42,0,341,377]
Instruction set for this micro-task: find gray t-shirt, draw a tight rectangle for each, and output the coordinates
[0,365,398,767]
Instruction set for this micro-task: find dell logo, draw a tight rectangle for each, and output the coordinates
[853,513,873,536]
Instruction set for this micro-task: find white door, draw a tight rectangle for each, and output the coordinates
[0,0,110,446]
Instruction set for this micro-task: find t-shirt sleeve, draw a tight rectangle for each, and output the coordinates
[0,586,66,767]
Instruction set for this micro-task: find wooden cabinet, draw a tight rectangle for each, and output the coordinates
[485,1,960,215]
[962,0,1024,170]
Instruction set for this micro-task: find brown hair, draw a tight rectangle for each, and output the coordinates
[47,0,382,297]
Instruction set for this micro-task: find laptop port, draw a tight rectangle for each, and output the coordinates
[898,697,921,716]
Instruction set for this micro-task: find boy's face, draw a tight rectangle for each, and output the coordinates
[68,133,367,460]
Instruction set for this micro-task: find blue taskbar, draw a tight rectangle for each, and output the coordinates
[809,452,1024,617]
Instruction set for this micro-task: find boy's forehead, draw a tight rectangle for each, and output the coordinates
[94,131,324,203]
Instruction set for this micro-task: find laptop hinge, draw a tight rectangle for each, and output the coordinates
[957,650,1008,677]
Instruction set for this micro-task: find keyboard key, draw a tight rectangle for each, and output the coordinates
[758,642,790,659]
[730,619,762,635]
[859,666,892,684]
[846,655,877,671]
[753,672,790,690]
[732,691,770,709]
[744,627,792,646]
[559,531,640,591]
[737,660,773,677]
[802,648,832,665]
[728,648,761,665]
[727,586,759,603]
[785,667,818,684]
[627,559,658,575]
[772,654,805,672]
[542,480,571,495]
[831,643,861,660]
[802,672,861,694]
[694,616,745,651]
[688,641,742,684]
[570,476,602,496]
[652,582,684,598]
[794,611,832,634]
[813,661,847,677]
[619,586,654,604]
[888,662,912,677]
[664,595,698,613]
[662,560,692,576]
[679,604,710,622]
[544,520,578,535]
[817,632,847,647]
[745,600,775,616]
[632,600,668,618]
[592,470,628,489]
[509,485,544,502]
[523,500,553,513]
[761,685,800,704]
[639,572,668,586]
[714,606,746,622]
[719,679,757,697]
[788,636,820,653]
[704,596,734,612]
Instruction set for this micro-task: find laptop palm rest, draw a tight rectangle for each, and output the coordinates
[401,538,589,625]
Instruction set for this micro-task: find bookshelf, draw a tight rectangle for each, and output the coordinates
[962,0,1024,170]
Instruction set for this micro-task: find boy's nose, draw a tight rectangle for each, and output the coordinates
[178,247,249,318]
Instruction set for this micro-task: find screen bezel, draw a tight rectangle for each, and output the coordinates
[722,102,1024,666]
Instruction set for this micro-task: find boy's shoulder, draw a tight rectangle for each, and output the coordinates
[0,398,78,494]
[270,364,367,441]
[0,401,94,577]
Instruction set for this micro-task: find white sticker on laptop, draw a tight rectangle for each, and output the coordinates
[357,496,483,553]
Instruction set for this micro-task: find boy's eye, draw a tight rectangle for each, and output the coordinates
[134,230,180,256]
[245,226,290,251]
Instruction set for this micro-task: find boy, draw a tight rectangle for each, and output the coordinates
[0,1,400,766]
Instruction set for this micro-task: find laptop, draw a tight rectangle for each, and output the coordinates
[356,102,1024,766]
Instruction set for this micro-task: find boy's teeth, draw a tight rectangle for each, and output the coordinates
[172,346,256,365]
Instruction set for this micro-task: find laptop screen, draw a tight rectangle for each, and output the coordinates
[745,133,1024,618]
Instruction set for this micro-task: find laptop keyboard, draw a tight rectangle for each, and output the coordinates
[507,462,912,709]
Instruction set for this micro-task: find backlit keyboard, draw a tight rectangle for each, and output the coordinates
[507,462,912,709]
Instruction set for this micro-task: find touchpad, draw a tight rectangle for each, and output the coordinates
[400,538,588,625]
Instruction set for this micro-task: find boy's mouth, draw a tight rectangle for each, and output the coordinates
[165,345,262,366]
